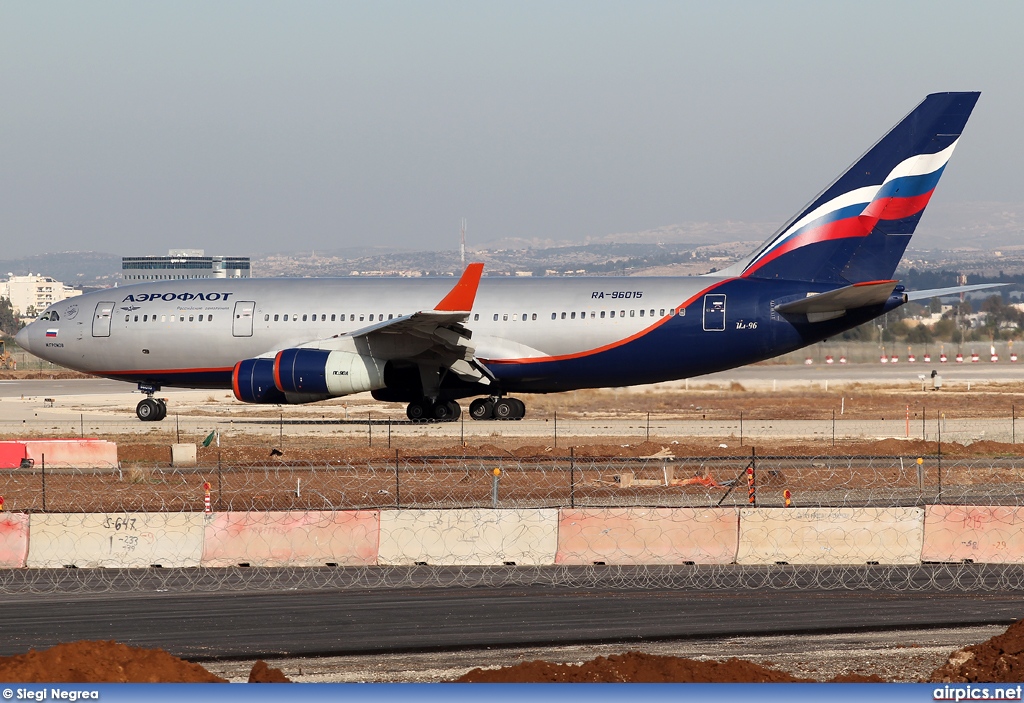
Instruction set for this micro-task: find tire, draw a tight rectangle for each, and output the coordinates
[446,401,462,421]
[432,401,454,421]
[136,398,159,421]
[154,399,168,421]
[510,398,526,420]
[406,400,430,421]
[469,398,494,420]
[493,399,514,420]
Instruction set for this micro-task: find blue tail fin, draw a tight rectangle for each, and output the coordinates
[727,92,980,284]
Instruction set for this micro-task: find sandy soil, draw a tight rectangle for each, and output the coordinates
[2,624,1020,683]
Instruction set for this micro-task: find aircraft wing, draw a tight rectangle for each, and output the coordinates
[292,262,495,385]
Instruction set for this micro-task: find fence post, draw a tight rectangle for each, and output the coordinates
[1013,405,1016,445]
[553,411,557,449]
[646,412,650,443]
[80,413,84,438]
[388,416,392,449]
[922,405,926,441]
[368,412,372,447]
[832,409,835,447]
[569,446,575,509]
[394,449,400,508]
[739,411,743,447]
[217,451,223,510]
[937,410,942,500]
[41,452,46,512]
[176,414,180,443]
[746,447,757,507]
[280,411,283,443]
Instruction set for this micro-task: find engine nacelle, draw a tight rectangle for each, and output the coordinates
[273,348,386,397]
[233,358,287,404]
[233,357,330,404]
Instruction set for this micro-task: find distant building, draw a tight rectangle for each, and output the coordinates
[0,274,82,318]
[121,249,251,281]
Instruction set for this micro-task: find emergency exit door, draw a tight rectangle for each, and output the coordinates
[703,294,726,331]
[232,301,256,337]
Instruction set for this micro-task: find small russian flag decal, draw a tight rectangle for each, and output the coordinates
[45,329,58,338]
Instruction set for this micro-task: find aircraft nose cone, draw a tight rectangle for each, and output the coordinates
[15,326,31,353]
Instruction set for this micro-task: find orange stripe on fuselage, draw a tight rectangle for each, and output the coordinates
[485,279,732,365]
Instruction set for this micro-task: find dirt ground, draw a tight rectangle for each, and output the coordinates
[0,435,1011,513]
[3,623,1023,682]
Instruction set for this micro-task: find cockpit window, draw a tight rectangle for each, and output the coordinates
[38,311,58,322]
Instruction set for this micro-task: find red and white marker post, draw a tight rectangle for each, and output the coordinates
[203,481,212,514]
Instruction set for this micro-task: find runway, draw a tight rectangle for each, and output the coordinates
[0,567,1020,660]
[4,361,1024,399]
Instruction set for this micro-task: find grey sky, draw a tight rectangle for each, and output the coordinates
[2,1,1022,259]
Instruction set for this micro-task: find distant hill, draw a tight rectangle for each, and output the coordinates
[0,251,122,286]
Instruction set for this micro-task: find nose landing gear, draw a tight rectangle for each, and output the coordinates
[136,383,167,422]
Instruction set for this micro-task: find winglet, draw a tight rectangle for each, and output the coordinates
[434,262,485,312]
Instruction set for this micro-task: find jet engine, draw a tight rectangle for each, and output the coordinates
[273,348,386,397]
[232,357,329,404]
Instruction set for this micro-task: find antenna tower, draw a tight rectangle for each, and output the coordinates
[460,218,467,266]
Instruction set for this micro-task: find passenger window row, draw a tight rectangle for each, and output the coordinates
[262,313,399,323]
[125,314,214,323]
[472,308,682,322]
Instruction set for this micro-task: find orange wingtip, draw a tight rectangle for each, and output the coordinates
[434,262,485,312]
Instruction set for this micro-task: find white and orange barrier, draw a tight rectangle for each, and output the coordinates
[201,510,380,567]
[26,513,204,568]
[555,507,739,565]
[0,513,29,568]
[0,440,119,469]
[377,508,558,565]
[922,506,1024,564]
[736,507,924,565]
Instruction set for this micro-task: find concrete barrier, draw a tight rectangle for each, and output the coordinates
[737,507,924,565]
[922,505,1024,564]
[171,444,197,467]
[0,443,28,469]
[22,440,118,469]
[556,508,739,565]
[378,509,558,565]
[26,513,205,568]
[202,510,380,567]
[0,513,29,567]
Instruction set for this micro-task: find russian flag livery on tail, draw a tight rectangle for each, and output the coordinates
[17,93,994,423]
[726,92,980,285]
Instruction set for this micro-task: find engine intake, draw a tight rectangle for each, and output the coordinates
[274,348,386,397]
[232,358,287,404]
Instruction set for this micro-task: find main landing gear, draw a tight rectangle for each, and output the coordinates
[468,397,525,421]
[136,384,167,422]
[406,398,462,422]
[404,397,526,422]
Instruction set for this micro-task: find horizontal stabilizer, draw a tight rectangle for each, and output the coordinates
[905,282,1008,301]
[775,280,898,317]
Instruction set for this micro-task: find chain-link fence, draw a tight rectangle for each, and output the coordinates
[3,454,1024,514]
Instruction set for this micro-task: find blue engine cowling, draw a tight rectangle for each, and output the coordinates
[274,348,386,396]
[232,358,287,404]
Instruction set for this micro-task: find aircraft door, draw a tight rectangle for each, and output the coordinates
[232,301,256,337]
[91,301,115,337]
[702,294,726,331]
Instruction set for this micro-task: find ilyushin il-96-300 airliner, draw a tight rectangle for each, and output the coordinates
[18,92,995,422]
